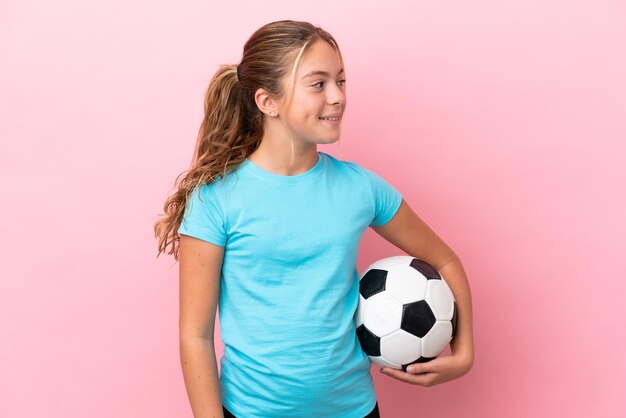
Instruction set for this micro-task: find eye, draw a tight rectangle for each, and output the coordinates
[312,80,346,88]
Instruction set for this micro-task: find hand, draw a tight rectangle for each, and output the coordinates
[379,353,473,387]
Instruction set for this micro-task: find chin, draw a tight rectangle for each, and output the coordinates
[318,135,340,144]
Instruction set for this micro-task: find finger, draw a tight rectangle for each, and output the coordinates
[406,357,445,374]
[406,362,433,374]
[380,366,427,376]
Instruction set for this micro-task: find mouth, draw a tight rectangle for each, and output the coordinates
[320,117,341,126]
[319,113,342,125]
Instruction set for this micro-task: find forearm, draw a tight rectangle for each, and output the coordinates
[180,337,223,418]
[438,257,474,369]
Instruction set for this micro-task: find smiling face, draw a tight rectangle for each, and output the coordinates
[277,39,347,145]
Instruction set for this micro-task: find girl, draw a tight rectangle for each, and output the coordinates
[155,20,474,418]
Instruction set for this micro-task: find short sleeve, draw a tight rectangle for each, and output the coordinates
[178,183,227,246]
[362,166,403,227]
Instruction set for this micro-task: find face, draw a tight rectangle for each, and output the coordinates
[277,39,346,145]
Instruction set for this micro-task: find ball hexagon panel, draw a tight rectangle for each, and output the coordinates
[400,300,436,338]
[384,265,428,305]
[370,355,402,369]
[380,329,422,365]
[363,291,403,337]
[422,321,453,357]
[366,255,412,272]
[425,279,455,321]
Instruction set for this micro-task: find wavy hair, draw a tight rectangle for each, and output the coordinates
[154,20,344,261]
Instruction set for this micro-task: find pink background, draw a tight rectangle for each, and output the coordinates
[2,1,625,417]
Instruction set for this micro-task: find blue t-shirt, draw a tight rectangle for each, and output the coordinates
[178,151,402,418]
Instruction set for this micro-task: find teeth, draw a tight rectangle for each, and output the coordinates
[320,117,339,120]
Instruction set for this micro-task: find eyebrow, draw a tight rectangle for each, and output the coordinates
[301,68,345,80]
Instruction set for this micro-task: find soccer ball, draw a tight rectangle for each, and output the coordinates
[355,256,458,371]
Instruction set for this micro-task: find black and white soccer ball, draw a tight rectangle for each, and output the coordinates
[355,256,458,371]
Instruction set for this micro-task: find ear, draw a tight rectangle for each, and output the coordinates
[254,87,281,117]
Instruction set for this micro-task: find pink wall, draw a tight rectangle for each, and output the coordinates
[2,1,625,417]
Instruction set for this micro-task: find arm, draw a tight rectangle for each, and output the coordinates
[179,234,225,418]
[371,198,474,386]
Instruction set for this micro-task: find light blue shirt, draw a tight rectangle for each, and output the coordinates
[178,151,402,418]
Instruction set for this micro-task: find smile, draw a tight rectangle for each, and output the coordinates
[320,117,341,125]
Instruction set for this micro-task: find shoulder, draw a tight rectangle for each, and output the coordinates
[320,151,369,176]
[321,152,384,185]
[187,176,231,211]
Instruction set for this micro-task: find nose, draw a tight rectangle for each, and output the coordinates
[327,81,345,106]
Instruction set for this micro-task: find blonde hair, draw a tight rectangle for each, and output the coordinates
[154,20,344,261]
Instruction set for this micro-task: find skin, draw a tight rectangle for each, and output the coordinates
[250,38,346,174]
[252,39,475,386]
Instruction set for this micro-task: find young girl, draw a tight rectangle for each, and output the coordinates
[155,20,474,418]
